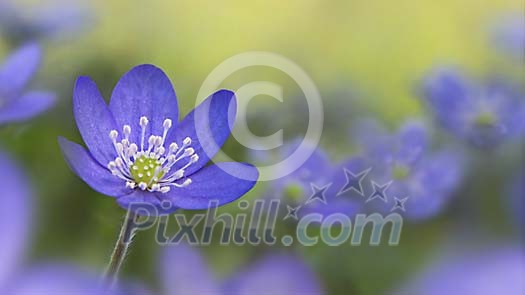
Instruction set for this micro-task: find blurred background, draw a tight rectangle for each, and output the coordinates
[0,0,523,294]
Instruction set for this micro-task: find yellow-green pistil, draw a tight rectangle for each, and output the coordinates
[129,155,166,188]
[392,164,410,180]
[474,111,497,127]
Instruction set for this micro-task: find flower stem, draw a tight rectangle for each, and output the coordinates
[103,210,138,287]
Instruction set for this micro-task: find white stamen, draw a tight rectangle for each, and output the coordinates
[169,143,178,152]
[109,130,118,140]
[123,125,131,139]
[107,117,199,194]
[140,116,149,127]
[184,148,195,156]
[163,119,172,129]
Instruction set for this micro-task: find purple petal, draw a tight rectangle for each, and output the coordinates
[0,152,31,287]
[166,90,236,176]
[353,119,394,165]
[421,68,473,117]
[165,162,258,210]
[273,140,333,193]
[399,246,525,295]
[0,91,55,124]
[58,137,130,197]
[73,76,118,166]
[109,64,178,145]
[5,264,140,295]
[160,244,220,295]
[0,43,40,98]
[396,121,428,165]
[223,254,324,295]
[402,150,464,220]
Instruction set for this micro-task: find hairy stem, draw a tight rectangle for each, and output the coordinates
[103,210,138,287]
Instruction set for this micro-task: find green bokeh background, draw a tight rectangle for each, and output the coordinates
[0,0,523,294]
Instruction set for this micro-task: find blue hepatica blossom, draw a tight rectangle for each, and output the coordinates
[420,68,525,148]
[4,264,144,295]
[0,151,31,288]
[161,244,324,295]
[398,246,525,295]
[259,140,362,220]
[0,43,55,125]
[0,0,91,44]
[0,151,135,294]
[59,64,258,213]
[353,120,464,220]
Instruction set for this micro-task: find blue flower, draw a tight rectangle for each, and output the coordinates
[0,151,31,288]
[256,140,362,219]
[161,244,324,294]
[59,64,258,213]
[420,67,525,148]
[0,43,55,125]
[0,0,91,44]
[398,246,525,295]
[0,151,143,294]
[352,120,464,220]
[5,264,145,295]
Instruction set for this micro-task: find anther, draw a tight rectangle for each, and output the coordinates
[184,148,195,156]
[138,182,148,190]
[169,143,178,152]
[163,119,172,129]
[139,116,149,127]
[109,130,118,140]
[190,154,199,163]
[123,125,131,136]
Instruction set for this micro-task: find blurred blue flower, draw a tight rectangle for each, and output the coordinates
[59,64,258,214]
[398,246,525,295]
[0,151,31,288]
[353,120,464,220]
[490,14,525,60]
[5,264,145,295]
[0,43,55,125]
[420,68,525,148]
[257,140,362,220]
[161,244,324,295]
[0,151,139,294]
[0,0,92,44]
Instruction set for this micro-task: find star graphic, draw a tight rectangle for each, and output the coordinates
[338,167,371,197]
[366,180,392,203]
[284,205,301,220]
[306,183,331,205]
[391,197,408,212]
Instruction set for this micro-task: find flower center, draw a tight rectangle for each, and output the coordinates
[473,111,497,127]
[392,164,410,180]
[106,116,198,193]
[284,183,304,203]
[129,155,166,186]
